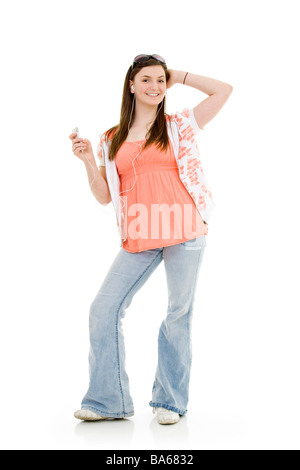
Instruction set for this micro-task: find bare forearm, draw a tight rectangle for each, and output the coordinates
[83,156,111,205]
[175,70,232,96]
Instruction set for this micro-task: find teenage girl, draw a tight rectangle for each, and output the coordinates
[69,54,232,425]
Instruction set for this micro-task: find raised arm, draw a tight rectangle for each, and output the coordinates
[168,69,233,130]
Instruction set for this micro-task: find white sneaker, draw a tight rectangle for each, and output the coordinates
[153,407,180,425]
[74,409,108,421]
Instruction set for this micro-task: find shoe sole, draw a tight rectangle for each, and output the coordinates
[75,416,108,422]
[158,418,180,425]
[74,411,108,421]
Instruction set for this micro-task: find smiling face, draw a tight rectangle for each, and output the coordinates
[129,65,166,106]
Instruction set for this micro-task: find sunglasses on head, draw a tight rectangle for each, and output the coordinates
[131,54,166,71]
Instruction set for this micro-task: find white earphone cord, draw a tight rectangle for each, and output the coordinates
[80,91,164,199]
[82,152,96,188]
[119,92,164,210]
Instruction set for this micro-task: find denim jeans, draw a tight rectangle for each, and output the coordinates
[81,235,207,418]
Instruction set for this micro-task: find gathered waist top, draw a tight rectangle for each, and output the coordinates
[115,137,208,253]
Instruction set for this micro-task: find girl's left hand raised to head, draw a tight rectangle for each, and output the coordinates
[166,69,181,89]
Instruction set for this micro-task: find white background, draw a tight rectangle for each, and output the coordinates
[1,0,300,450]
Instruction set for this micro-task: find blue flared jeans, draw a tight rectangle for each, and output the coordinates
[81,235,207,418]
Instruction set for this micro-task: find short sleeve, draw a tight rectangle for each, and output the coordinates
[96,133,106,168]
[179,107,203,136]
[188,107,203,135]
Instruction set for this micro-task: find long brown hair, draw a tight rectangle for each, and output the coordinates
[104,58,171,162]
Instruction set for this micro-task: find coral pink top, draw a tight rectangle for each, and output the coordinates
[115,137,208,253]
